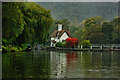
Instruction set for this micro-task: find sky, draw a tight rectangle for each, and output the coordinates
[1,0,120,2]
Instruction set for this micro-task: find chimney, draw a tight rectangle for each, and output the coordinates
[58,24,62,31]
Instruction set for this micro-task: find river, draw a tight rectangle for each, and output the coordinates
[2,50,120,79]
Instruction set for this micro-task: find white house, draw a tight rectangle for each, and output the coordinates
[50,24,72,47]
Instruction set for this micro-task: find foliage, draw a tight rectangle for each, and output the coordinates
[56,19,70,30]
[66,38,79,48]
[56,42,62,47]
[2,2,53,49]
[82,24,103,44]
[72,28,83,41]
[80,16,120,44]
[2,2,25,42]
[84,18,96,27]
[111,17,120,43]
[62,42,66,48]
[2,39,10,47]
[2,45,24,52]
[101,22,113,44]
[79,40,91,48]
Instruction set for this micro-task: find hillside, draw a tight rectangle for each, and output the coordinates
[37,2,118,24]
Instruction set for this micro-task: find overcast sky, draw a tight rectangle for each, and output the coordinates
[1,0,120,2]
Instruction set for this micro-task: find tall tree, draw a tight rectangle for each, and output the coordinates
[2,2,25,43]
[2,2,53,47]
[112,17,120,43]
[102,22,113,44]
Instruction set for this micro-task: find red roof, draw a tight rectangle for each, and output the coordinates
[51,30,72,38]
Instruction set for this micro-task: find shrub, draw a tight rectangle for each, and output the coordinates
[66,38,79,48]
[62,42,66,48]
[2,46,10,52]
[2,39,10,47]
[80,40,91,48]
[56,42,62,47]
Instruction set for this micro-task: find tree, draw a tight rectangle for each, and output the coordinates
[79,40,91,48]
[94,16,105,25]
[82,24,103,44]
[84,18,96,27]
[112,17,120,43]
[102,22,113,44]
[2,2,53,47]
[72,27,84,41]
[2,2,25,43]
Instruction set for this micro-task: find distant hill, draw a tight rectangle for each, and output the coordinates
[37,2,118,24]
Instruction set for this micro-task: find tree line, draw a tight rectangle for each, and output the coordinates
[72,16,120,44]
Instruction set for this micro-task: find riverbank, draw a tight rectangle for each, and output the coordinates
[42,47,120,52]
[2,46,120,53]
[2,46,26,53]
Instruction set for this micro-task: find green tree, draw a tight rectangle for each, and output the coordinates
[2,2,53,47]
[112,17,120,43]
[102,22,114,44]
[79,40,91,48]
[94,16,105,25]
[2,2,25,43]
[82,24,103,44]
[84,18,96,27]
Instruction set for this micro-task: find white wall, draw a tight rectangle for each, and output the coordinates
[60,32,69,42]
[51,37,55,40]
[51,37,55,47]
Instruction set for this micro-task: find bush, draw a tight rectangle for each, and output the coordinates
[62,42,66,48]
[56,42,62,47]
[66,38,79,48]
[2,39,10,47]
[80,40,91,48]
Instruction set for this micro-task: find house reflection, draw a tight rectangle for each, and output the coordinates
[50,51,67,78]
[50,51,78,78]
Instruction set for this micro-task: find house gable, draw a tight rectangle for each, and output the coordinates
[59,32,69,42]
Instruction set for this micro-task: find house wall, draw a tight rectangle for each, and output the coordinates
[51,37,55,40]
[60,32,69,42]
[51,37,55,47]
[55,37,59,42]
[51,32,70,47]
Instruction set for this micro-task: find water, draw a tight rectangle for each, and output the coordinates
[2,50,120,78]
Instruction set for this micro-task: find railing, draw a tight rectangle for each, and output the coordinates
[79,44,120,49]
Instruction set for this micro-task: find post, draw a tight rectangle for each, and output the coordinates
[81,45,83,49]
[111,46,113,50]
[100,45,102,50]
[90,46,92,49]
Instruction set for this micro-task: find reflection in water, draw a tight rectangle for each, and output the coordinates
[2,50,120,78]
